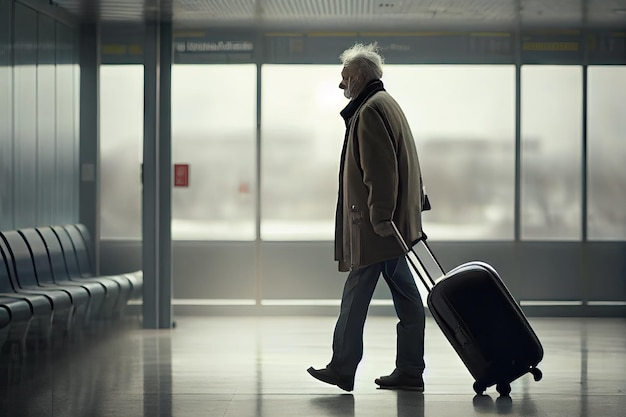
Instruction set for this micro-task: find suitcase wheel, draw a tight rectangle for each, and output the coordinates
[473,382,486,395]
[530,367,543,382]
[496,382,511,396]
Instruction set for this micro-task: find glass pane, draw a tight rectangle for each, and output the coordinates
[260,65,345,240]
[587,66,626,240]
[261,64,516,241]
[100,65,143,239]
[171,64,256,240]
[521,65,582,240]
[385,65,516,240]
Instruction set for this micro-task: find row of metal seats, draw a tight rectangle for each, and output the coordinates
[0,224,142,352]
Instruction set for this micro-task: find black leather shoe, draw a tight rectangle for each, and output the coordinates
[375,369,424,392]
[307,366,354,392]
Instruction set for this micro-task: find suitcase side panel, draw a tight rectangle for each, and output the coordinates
[427,291,489,382]
[427,262,543,388]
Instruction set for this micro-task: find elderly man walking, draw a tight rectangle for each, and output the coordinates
[307,42,428,392]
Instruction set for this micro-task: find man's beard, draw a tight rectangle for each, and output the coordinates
[343,78,352,99]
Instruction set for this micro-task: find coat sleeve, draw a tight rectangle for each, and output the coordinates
[356,104,398,236]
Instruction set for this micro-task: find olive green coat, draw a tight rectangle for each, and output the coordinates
[335,80,424,272]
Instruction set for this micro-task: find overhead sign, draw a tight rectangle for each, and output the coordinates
[174,40,254,53]
[173,31,256,63]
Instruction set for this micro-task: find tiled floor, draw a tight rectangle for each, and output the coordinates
[1,315,625,417]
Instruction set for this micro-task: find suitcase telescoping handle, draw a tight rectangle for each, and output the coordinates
[391,222,446,293]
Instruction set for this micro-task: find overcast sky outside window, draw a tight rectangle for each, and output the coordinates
[99,63,624,241]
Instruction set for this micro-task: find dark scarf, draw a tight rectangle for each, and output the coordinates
[335,79,385,262]
[340,79,385,125]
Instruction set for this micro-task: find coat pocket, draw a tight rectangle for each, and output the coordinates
[350,205,363,270]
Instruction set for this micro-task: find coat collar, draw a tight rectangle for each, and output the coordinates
[340,79,385,124]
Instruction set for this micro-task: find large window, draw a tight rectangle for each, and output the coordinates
[521,65,582,240]
[100,65,144,239]
[261,64,516,241]
[587,66,626,240]
[171,64,256,240]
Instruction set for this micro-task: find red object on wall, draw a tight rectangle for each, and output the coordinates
[174,164,189,187]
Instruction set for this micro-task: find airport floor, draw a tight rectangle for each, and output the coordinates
[1,315,625,417]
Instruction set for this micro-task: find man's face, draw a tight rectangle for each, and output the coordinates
[339,66,354,99]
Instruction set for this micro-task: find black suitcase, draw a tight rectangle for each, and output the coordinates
[392,224,544,396]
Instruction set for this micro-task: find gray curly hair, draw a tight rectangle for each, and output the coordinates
[339,42,384,81]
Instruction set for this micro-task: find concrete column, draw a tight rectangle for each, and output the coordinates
[142,20,173,329]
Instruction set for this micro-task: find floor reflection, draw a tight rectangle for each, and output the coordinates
[0,316,624,417]
[472,394,519,415]
[0,321,142,417]
[309,392,426,417]
[143,332,173,417]
[310,394,355,417]
[395,391,425,417]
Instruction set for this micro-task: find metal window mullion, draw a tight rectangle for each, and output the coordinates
[581,31,590,311]
[254,36,263,307]
[158,21,173,329]
[514,24,522,242]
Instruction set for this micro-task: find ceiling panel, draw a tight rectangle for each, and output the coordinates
[175,0,256,17]
[50,0,626,29]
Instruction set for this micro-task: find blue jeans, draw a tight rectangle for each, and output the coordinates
[329,256,425,378]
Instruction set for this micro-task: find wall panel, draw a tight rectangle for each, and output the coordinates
[56,22,78,224]
[13,3,38,228]
[586,243,626,302]
[37,14,57,226]
[1,0,78,231]
[0,0,12,228]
